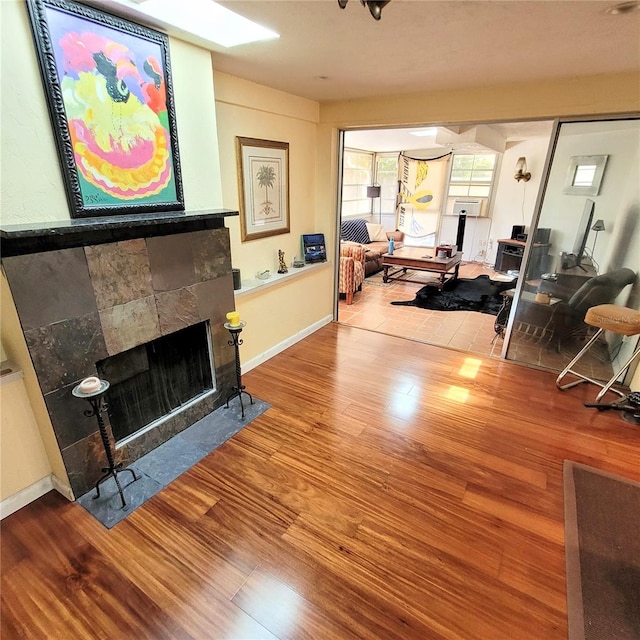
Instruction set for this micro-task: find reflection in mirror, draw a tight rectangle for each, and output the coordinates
[563,154,609,195]
[504,117,640,398]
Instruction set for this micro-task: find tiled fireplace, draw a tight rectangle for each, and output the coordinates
[1,211,238,497]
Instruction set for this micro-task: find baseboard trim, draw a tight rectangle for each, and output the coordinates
[243,315,333,373]
[1,476,53,519]
[52,474,75,502]
[0,318,333,519]
[0,474,74,519]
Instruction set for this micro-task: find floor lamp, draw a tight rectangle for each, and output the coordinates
[367,185,381,224]
[591,219,605,255]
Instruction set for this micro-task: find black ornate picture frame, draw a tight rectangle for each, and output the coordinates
[26,0,184,218]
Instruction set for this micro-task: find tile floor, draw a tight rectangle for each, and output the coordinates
[339,261,505,357]
[338,260,614,381]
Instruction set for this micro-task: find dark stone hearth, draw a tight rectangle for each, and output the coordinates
[0,209,238,257]
[155,288,200,335]
[86,239,154,309]
[45,382,109,450]
[194,230,232,282]
[2,219,238,498]
[24,312,107,395]
[77,398,270,528]
[99,296,161,356]
[2,248,97,330]
[147,233,197,291]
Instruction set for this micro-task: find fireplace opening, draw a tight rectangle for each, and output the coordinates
[96,322,215,446]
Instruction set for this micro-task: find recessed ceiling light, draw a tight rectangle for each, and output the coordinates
[106,0,280,47]
[606,1,640,14]
[409,127,438,137]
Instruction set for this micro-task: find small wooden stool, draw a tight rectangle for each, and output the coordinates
[556,304,640,403]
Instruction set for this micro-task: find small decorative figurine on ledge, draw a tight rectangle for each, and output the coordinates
[278,249,288,274]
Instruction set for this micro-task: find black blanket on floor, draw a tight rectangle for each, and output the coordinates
[390,275,516,316]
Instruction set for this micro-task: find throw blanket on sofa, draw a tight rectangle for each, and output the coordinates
[341,218,370,244]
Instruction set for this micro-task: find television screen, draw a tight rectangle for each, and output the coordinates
[572,199,595,266]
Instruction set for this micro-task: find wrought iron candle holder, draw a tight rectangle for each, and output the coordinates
[224,320,254,418]
[72,378,139,509]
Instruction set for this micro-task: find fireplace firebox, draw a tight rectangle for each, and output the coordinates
[1,210,239,498]
[98,321,215,445]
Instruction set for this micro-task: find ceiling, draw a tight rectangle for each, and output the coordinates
[344,121,555,153]
[94,1,640,104]
[91,0,637,152]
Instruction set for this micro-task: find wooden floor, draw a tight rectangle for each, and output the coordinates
[3,323,640,639]
[339,261,614,381]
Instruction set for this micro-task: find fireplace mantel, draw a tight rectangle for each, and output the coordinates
[2,210,238,497]
[0,209,238,257]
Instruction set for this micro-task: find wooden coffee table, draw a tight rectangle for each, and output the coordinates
[382,248,463,290]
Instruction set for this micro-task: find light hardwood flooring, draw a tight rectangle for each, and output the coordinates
[2,323,639,639]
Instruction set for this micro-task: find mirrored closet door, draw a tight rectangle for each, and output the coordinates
[503,116,640,388]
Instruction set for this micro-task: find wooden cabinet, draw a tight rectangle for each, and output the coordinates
[494,239,551,279]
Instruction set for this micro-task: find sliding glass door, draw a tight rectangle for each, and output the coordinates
[503,116,640,388]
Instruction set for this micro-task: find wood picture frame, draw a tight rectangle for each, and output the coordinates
[236,137,290,242]
[26,0,184,218]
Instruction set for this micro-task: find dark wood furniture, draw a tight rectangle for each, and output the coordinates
[537,260,597,300]
[382,248,462,289]
[494,239,551,279]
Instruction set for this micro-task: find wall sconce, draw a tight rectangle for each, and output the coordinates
[514,157,531,182]
[591,219,606,254]
[338,0,390,21]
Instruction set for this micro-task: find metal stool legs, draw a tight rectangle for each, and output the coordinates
[556,328,640,402]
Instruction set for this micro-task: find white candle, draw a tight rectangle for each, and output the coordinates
[79,376,101,393]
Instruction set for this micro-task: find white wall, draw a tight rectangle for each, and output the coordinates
[488,134,554,263]
[537,121,640,275]
[436,133,553,264]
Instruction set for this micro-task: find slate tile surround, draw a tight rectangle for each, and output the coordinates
[2,218,238,498]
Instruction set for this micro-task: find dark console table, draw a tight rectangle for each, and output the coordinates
[494,239,551,279]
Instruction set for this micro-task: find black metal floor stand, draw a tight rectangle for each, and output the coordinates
[225,321,254,418]
[73,380,139,509]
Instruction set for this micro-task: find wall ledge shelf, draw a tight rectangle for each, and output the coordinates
[235,261,331,297]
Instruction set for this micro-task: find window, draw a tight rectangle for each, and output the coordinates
[447,153,497,198]
[375,154,399,220]
[341,149,374,217]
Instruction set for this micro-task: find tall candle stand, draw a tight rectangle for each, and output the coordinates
[73,379,139,509]
[224,321,254,418]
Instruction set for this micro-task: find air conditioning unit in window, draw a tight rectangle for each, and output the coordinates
[452,198,483,217]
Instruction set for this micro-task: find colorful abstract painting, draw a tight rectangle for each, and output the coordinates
[396,153,449,247]
[27,0,184,217]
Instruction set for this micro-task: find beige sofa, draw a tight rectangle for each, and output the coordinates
[340,220,405,277]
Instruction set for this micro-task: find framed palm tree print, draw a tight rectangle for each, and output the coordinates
[236,137,290,241]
